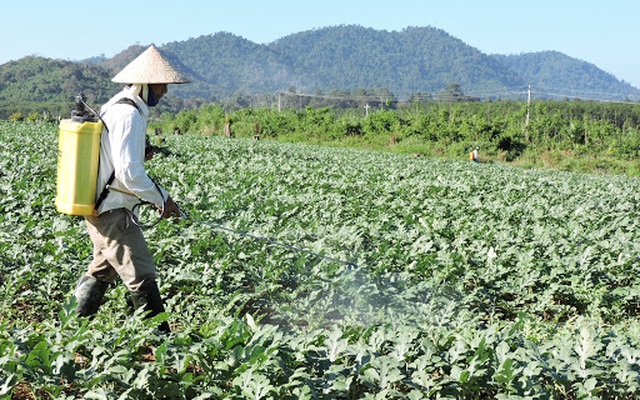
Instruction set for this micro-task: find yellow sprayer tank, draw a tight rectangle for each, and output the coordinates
[55,114,104,216]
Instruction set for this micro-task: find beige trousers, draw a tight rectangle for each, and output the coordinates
[84,208,157,292]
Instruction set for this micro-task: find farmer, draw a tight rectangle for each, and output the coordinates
[73,45,189,332]
[470,146,480,163]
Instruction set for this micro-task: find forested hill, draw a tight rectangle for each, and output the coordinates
[1,25,638,114]
[491,51,638,100]
[160,26,523,99]
[160,25,640,101]
[107,25,640,100]
[263,26,523,98]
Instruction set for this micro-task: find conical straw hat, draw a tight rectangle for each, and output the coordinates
[112,45,190,84]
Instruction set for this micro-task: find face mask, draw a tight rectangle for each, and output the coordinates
[147,86,159,107]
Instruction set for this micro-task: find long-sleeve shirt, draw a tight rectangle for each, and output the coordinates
[95,87,167,214]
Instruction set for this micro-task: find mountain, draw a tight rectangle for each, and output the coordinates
[0,25,638,115]
[267,25,524,98]
[156,25,534,100]
[158,25,639,101]
[0,56,120,103]
[491,51,639,100]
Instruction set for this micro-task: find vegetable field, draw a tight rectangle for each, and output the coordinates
[2,121,640,399]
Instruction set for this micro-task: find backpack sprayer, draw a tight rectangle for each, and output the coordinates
[55,94,104,216]
[55,93,146,216]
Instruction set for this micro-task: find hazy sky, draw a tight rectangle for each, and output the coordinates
[2,0,639,88]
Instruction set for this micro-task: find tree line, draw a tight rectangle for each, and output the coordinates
[148,98,640,176]
[9,93,640,175]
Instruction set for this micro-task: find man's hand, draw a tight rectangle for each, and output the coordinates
[162,196,182,219]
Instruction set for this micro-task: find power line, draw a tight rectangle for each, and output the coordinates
[278,86,639,105]
[279,91,395,102]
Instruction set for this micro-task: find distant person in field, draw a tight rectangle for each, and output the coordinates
[470,146,480,163]
[73,45,189,332]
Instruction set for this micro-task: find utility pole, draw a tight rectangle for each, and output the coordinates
[277,92,282,113]
[525,85,531,126]
[524,85,531,142]
[364,103,370,117]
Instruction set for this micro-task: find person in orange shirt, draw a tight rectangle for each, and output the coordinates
[470,146,479,163]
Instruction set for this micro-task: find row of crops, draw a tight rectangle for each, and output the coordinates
[2,121,640,398]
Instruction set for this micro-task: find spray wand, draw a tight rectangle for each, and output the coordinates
[106,185,358,268]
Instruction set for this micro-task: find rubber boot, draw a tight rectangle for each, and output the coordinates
[129,279,170,332]
[74,274,109,317]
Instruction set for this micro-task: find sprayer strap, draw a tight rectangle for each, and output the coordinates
[95,172,115,211]
[114,97,141,114]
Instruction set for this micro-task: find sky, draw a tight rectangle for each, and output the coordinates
[2,0,639,88]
